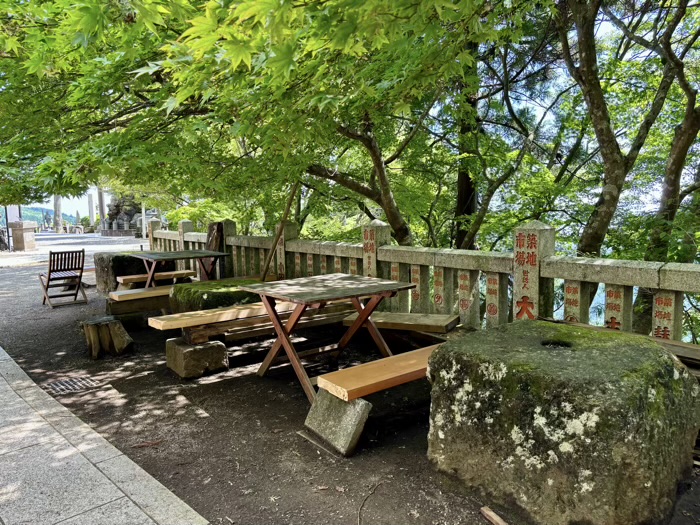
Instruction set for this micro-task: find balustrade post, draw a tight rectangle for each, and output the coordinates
[563,280,593,324]
[410,264,431,313]
[389,262,410,312]
[178,220,194,271]
[222,220,236,278]
[513,221,555,321]
[275,221,298,280]
[363,220,391,279]
[458,269,481,329]
[651,290,683,341]
[433,266,455,315]
[604,284,633,331]
[485,272,509,327]
[148,219,161,250]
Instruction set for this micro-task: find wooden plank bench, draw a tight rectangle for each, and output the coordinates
[106,286,173,315]
[305,344,441,456]
[342,312,459,334]
[116,270,196,287]
[149,300,354,344]
[316,344,439,401]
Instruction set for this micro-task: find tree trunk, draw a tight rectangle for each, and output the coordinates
[633,114,700,334]
[53,195,62,232]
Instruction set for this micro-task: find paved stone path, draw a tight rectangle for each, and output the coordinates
[0,345,209,525]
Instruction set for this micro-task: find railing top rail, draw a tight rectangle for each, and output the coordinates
[377,245,513,273]
[226,235,274,249]
[541,255,700,292]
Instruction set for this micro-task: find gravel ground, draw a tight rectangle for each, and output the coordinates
[1,235,699,525]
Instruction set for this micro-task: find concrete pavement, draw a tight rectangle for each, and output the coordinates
[0,345,209,525]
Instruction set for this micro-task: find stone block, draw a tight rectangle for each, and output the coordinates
[305,389,372,456]
[8,221,38,251]
[166,337,228,379]
[428,321,700,525]
[169,278,260,313]
[93,252,155,294]
[542,256,663,289]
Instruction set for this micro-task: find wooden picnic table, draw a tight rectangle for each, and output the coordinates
[129,250,228,288]
[238,273,415,402]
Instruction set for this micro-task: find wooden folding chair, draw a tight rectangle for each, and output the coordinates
[39,250,88,308]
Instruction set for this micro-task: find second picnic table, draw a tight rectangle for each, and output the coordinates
[238,273,415,402]
[130,250,229,288]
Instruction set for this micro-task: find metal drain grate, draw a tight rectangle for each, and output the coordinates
[45,377,99,395]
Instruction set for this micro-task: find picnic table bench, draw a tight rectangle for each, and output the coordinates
[305,343,442,455]
[148,300,354,344]
[116,269,196,289]
[106,286,173,315]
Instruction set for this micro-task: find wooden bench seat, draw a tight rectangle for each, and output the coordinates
[149,300,354,344]
[305,344,442,455]
[316,344,441,401]
[342,312,459,334]
[116,270,196,285]
[108,286,173,301]
[106,286,173,315]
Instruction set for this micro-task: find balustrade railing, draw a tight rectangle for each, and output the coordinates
[148,218,700,345]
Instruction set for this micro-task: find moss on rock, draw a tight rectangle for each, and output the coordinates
[427,321,700,525]
[169,278,261,312]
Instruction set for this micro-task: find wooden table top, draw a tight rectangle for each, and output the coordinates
[237,273,415,305]
[128,250,228,262]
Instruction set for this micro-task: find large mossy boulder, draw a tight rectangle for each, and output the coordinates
[169,278,261,313]
[428,321,700,525]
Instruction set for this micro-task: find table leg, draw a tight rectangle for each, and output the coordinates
[197,257,217,281]
[257,300,308,377]
[257,296,315,402]
[335,295,393,357]
[143,260,158,288]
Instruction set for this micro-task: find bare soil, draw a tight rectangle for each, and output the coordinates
[1,263,700,525]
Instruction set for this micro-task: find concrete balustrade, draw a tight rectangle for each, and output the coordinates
[149,219,699,344]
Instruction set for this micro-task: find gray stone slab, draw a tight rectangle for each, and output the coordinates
[0,360,35,391]
[0,401,59,456]
[48,411,123,465]
[0,346,10,361]
[541,256,663,288]
[378,246,437,266]
[14,379,123,464]
[434,248,513,273]
[304,389,372,456]
[57,497,157,525]
[96,454,208,525]
[0,439,123,525]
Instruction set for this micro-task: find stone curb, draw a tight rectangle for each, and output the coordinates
[0,346,209,525]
